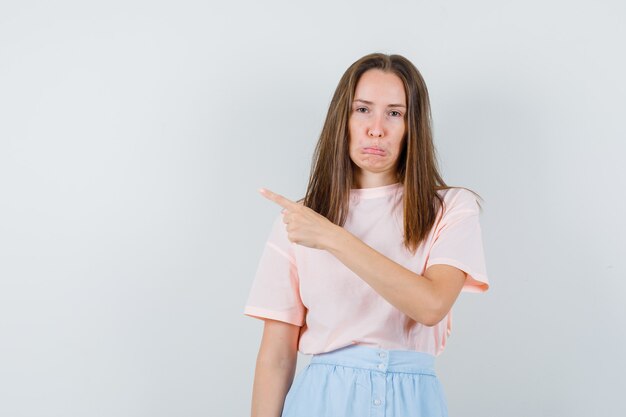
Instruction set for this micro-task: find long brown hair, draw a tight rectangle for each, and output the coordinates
[302,53,481,254]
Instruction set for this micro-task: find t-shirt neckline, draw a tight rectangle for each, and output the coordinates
[349,182,402,199]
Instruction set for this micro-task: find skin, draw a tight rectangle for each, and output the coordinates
[348,69,407,188]
[250,69,467,417]
[250,319,299,417]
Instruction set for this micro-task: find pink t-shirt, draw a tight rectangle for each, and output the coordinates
[244,183,490,356]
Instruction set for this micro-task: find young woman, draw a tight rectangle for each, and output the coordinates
[244,53,490,417]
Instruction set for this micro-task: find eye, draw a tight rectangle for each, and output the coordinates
[355,107,368,113]
[389,110,402,117]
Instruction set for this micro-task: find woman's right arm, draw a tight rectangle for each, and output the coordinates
[250,318,300,417]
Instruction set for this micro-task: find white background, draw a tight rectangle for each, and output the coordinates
[1,1,625,416]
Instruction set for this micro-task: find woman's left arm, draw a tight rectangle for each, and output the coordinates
[259,188,466,327]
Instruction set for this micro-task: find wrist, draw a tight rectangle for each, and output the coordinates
[323,224,350,253]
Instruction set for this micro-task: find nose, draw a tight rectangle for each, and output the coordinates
[368,129,383,138]
[368,115,384,138]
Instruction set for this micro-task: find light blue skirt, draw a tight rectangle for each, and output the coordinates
[281,344,449,417]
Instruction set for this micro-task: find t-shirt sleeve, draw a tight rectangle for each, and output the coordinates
[243,213,306,326]
[426,188,490,293]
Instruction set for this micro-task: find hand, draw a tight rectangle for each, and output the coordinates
[259,187,339,250]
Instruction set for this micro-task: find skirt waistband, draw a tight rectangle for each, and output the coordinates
[310,344,436,375]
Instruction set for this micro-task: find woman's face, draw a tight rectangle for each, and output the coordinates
[348,69,407,187]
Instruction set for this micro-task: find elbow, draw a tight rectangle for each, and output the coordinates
[412,303,450,327]
[419,313,443,327]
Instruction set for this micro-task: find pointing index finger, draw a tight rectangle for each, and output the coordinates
[258,188,299,210]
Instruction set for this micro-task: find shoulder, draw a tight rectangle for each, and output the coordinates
[436,187,481,216]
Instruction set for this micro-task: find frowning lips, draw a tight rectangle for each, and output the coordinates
[362,146,386,156]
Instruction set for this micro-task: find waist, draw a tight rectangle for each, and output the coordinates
[310,344,436,375]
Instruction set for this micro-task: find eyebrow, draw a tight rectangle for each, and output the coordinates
[353,99,406,108]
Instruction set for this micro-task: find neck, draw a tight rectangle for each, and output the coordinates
[353,172,398,189]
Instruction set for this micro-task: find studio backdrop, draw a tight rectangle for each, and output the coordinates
[0,1,624,416]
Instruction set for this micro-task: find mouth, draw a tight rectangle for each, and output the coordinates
[362,147,386,156]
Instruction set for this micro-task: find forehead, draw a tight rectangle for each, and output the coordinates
[353,69,406,105]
